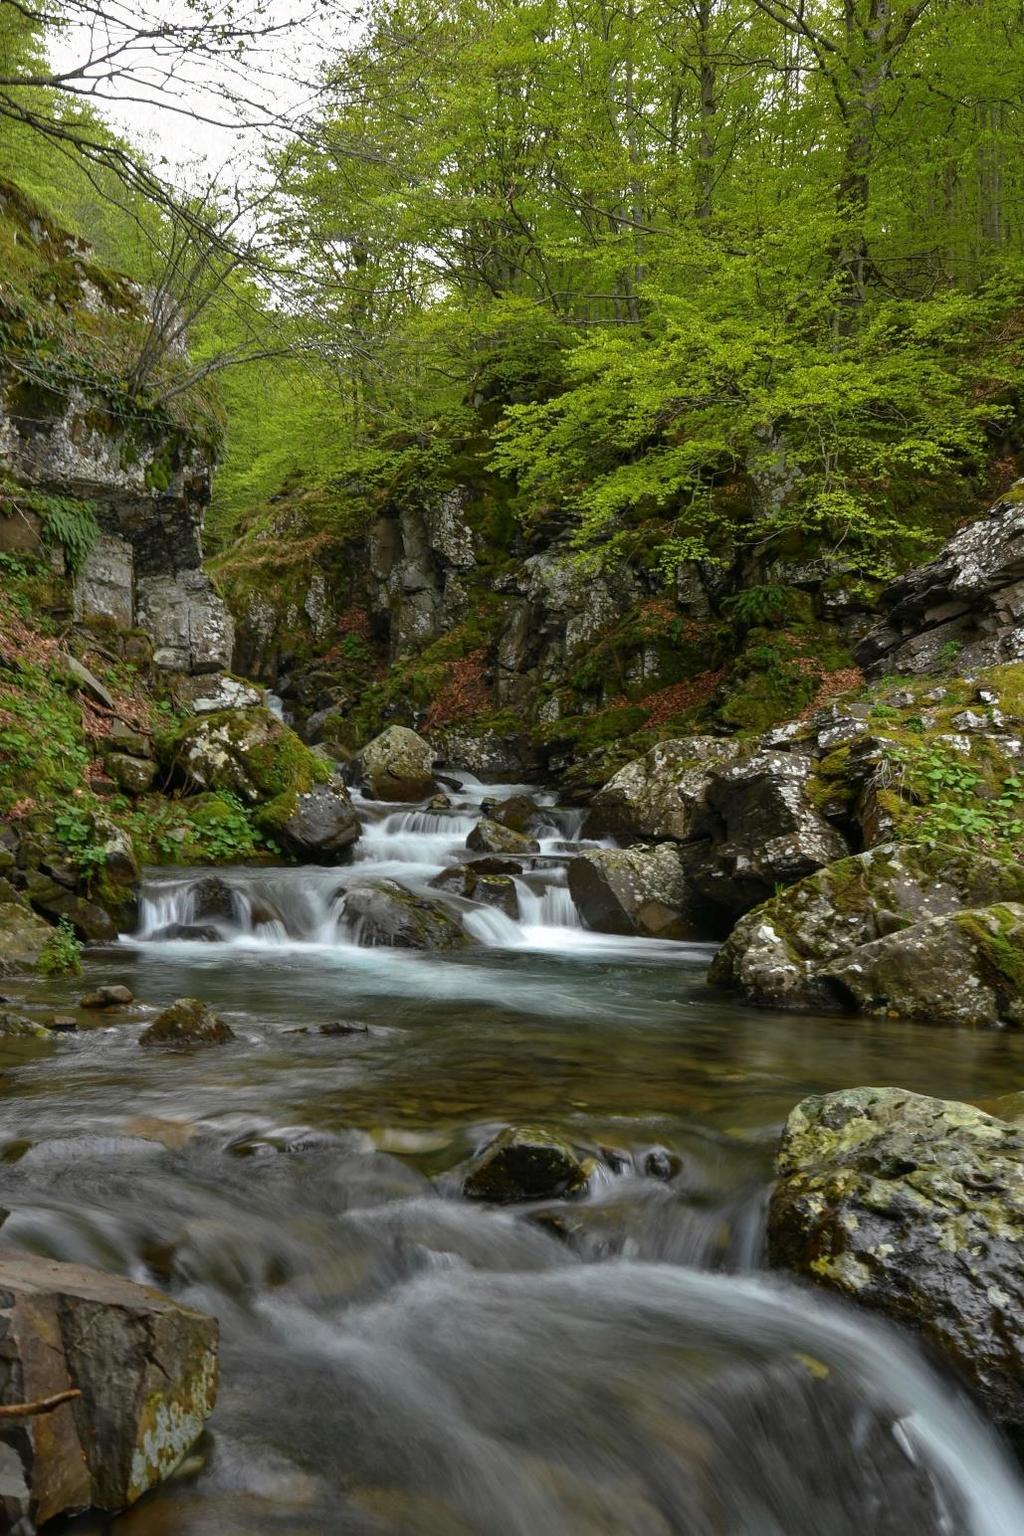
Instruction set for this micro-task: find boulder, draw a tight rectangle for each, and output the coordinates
[432,725,538,780]
[21,873,118,943]
[822,903,1024,1027]
[105,752,157,795]
[0,1251,217,1528]
[149,923,222,943]
[857,482,1024,676]
[687,751,848,919]
[339,881,470,950]
[357,725,436,801]
[466,818,539,855]
[0,1009,53,1039]
[270,784,360,865]
[709,844,1024,1011]
[139,998,236,1048]
[80,985,133,1009]
[189,876,235,922]
[170,673,263,715]
[0,903,53,977]
[584,736,742,841]
[568,845,697,939]
[463,1126,589,1202]
[482,794,542,835]
[768,1086,1024,1437]
[430,863,520,919]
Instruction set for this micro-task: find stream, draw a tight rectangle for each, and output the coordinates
[4,772,1024,1534]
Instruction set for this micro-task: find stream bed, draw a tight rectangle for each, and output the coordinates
[4,774,1024,1534]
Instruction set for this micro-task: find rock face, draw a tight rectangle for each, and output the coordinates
[135,572,233,675]
[585,736,742,841]
[709,845,1024,1012]
[858,482,1024,676]
[357,725,436,801]
[768,1087,1024,1437]
[0,903,53,976]
[0,1250,218,1529]
[339,881,470,950]
[569,845,696,939]
[463,1126,589,1202]
[139,998,236,1048]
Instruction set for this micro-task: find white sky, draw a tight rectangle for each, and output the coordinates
[46,1,348,190]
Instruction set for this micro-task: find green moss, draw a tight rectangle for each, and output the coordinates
[956,905,1024,997]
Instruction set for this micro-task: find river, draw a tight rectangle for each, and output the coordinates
[4,773,1024,1534]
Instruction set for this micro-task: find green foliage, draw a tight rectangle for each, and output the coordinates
[52,804,108,878]
[37,492,100,576]
[36,917,82,977]
[892,741,1024,855]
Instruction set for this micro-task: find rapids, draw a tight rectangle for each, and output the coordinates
[4,771,1024,1534]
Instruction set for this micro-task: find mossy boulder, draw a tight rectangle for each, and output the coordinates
[356,725,436,801]
[463,1126,589,1202]
[466,818,539,856]
[709,844,1024,1011]
[768,1086,1024,1437]
[431,862,520,919]
[0,1008,53,1039]
[259,782,360,865]
[569,844,697,939]
[823,902,1024,1027]
[0,900,55,975]
[338,879,470,950]
[139,997,236,1048]
[584,736,742,841]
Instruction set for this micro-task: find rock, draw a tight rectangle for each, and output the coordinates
[584,736,742,841]
[22,873,118,943]
[709,844,1024,1011]
[91,814,140,893]
[271,784,360,865]
[171,673,263,714]
[0,903,53,976]
[72,531,134,628]
[149,923,223,943]
[0,1250,217,1528]
[46,1015,78,1032]
[768,1086,1024,1437]
[139,998,236,1048]
[80,985,133,1009]
[463,1126,589,1202]
[822,902,1024,1027]
[339,881,470,950]
[357,725,436,801]
[430,863,520,918]
[857,482,1024,676]
[483,794,541,834]
[105,721,152,759]
[136,571,234,674]
[63,654,116,710]
[0,1009,53,1039]
[189,876,235,922]
[568,845,697,939]
[105,752,158,795]
[432,725,538,781]
[466,818,539,855]
[687,750,848,919]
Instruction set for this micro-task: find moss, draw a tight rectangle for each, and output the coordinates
[956,905,1024,998]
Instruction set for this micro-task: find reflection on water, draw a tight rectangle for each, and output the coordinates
[4,772,1024,1533]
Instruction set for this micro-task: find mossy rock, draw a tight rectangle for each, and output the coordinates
[159,707,330,807]
[463,1126,589,1203]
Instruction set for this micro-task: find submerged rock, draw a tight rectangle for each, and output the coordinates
[709,844,1024,1011]
[466,818,539,856]
[463,1126,589,1202]
[569,844,696,939]
[357,725,436,801]
[139,998,236,1048]
[0,1250,218,1529]
[768,1086,1024,1437]
[340,880,470,950]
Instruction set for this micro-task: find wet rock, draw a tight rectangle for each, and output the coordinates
[357,725,436,801]
[105,752,158,795]
[466,818,539,855]
[585,736,742,841]
[340,880,470,950]
[189,876,235,922]
[139,998,236,1048]
[272,785,360,864]
[483,794,542,834]
[0,902,53,976]
[569,844,696,939]
[80,985,134,1009]
[0,1250,218,1528]
[822,902,1024,1027]
[430,863,520,918]
[709,845,1024,1011]
[463,1126,589,1202]
[768,1086,1024,1437]
[319,1021,369,1037]
[46,1015,78,1032]
[150,923,223,943]
[0,1009,53,1039]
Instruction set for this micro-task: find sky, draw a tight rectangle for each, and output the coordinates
[46,0,346,189]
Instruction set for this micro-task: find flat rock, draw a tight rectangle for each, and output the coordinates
[0,1250,218,1527]
[464,1126,589,1202]
[80,985,134,1009]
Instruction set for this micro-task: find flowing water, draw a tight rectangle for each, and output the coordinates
[4,773,1024,1534]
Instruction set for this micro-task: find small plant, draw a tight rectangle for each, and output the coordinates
[37,916,82,976]
[724,584,792,632]
[53,804,108,877]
